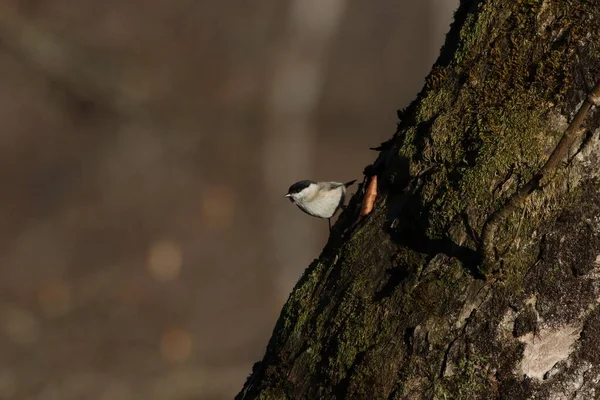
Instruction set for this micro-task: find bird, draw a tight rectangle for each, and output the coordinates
[285,179,356,230]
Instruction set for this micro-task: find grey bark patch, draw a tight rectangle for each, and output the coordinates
[518,324,581,381]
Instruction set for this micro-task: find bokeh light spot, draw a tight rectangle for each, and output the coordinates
[160,328,193,363]
[147,240,182,281]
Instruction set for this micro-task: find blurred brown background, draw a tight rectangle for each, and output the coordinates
[0,1,456,399]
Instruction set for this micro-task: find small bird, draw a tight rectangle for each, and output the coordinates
[285,179,356,230]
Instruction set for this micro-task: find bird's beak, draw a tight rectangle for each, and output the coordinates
[284,194,291,198]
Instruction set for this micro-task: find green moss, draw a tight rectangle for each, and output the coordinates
[444,355,494,399]
[256,388,288,400]
[314,285,381,383]
[396,0,588,242]
[280,260,325,338]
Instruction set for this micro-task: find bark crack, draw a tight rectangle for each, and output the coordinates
[440,308,477,378]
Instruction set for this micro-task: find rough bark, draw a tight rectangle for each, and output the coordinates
[238,0,600,398]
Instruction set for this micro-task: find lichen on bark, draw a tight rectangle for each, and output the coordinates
[238,0,600,398]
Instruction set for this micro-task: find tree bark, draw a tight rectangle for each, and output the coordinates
[238,0,600,398]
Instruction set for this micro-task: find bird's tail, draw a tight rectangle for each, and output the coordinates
[344,179,357,187]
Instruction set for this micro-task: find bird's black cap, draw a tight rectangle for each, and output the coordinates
[287,180,314,195]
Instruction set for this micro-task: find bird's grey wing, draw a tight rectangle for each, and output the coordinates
[322,182,344,190]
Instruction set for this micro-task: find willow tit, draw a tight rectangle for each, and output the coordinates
[285,179,356,229]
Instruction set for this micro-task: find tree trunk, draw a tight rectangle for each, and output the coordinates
[238,0,600,398]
